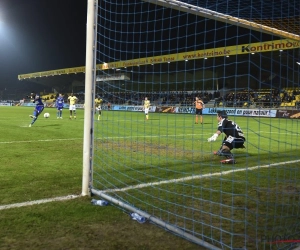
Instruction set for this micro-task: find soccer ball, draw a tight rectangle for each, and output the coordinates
[44,113,50,118]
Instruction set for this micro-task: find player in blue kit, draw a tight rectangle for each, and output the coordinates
[28,91,45,127]
[56,93,64,119]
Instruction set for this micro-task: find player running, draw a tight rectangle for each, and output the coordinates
[56,93,64,119]
[28,91,45,127]
[207,110,246,164]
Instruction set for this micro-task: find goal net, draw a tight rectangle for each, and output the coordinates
[88,0,300,249]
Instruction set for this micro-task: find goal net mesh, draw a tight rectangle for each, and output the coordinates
[91,1,300,249]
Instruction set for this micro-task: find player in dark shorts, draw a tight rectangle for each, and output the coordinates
[194,97,204,124]
[207,110,246,164]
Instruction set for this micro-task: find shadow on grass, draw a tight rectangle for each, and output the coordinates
[36,124,63,127]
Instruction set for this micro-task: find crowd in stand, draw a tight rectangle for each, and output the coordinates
[215,88,282,108]
[41,88,300,109]
[99,88,300,108]
[99,90,221,106]
[217,88,300,108]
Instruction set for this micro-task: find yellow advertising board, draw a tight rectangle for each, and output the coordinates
[18,39,300,80]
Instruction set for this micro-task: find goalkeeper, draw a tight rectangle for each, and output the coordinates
[207,110,245,164]
[28,91,45,127]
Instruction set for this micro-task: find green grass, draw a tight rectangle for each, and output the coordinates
[0,107,201,250]
[92,109,300,249]
[1,106,300,250]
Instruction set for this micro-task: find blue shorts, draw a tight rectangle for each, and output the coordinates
[35,105,44,115]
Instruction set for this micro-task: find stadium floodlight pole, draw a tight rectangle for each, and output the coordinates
[82,0,98,196]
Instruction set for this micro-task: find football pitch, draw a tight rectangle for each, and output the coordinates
[1,106,299,249]
[91,107,300,248]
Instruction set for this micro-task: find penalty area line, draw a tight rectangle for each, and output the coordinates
[0,138,83,144]
[0,194,81,211]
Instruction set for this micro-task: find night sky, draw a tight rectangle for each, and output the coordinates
[0,0,87,95]
[1,0,298,97]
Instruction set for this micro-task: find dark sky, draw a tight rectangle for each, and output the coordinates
[1,0,298,96]
[0,0,87,94]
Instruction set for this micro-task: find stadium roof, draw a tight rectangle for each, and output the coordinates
[18,0,300,87]
[18,70,85,90]
[18,39,300,82]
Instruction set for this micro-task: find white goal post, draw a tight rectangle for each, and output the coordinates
[82,0,98,196]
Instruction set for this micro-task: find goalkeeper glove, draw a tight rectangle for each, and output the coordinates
[208,133,218,142]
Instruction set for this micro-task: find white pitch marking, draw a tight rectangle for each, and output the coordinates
[0,130,294,144]
[102,159,300,193]
[0,138,83,144]
[0,134,199,144]
[2,159,300,211]
[0,195,81,211]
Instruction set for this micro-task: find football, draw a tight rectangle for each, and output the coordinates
[44,113,50,118]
